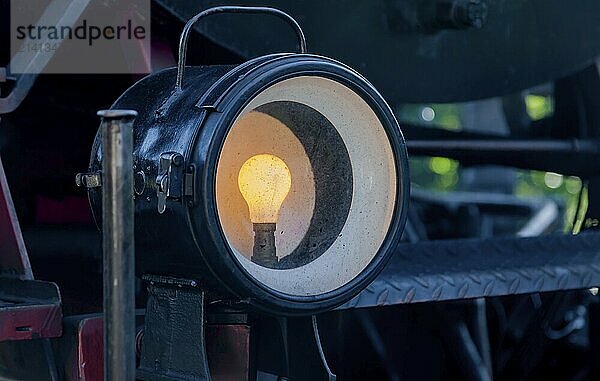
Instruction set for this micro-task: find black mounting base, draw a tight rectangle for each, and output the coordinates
[137,275,211,381]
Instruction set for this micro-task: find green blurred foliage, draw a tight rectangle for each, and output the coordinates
[409,156,460,192]
[525,94,554,121]
[398,100,582,231]
[399,104,462,131]
[515,171,584,231]
[398,104,463,192]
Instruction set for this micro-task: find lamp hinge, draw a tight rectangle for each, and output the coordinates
[184,170,195,198]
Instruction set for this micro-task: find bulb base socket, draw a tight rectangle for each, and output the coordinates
[251,223,278,267]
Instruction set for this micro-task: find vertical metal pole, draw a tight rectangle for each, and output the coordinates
[99,109,137,381]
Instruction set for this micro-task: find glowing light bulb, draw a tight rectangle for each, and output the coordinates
[238,154,292,224]
[238,154,292,267]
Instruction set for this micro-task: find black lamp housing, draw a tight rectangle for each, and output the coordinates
[86,7,410,315]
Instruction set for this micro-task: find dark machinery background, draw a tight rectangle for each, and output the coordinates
[1,1,600,380]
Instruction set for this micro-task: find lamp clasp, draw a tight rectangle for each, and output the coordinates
[156,152,184,214]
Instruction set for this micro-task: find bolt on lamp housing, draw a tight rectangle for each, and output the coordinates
[85,7,410,315]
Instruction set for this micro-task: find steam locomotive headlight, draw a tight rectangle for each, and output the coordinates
[211,74,410,305]
[85,9,409,315]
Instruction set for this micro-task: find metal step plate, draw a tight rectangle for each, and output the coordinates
[340,232,600,309]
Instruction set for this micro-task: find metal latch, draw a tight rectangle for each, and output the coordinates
[75,171,102,188]
[156,152,184,214]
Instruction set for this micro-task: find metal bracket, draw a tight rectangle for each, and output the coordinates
[137,275,211,381]
[155,152,184,214]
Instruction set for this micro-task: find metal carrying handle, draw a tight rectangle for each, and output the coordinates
[176,6,307,91]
